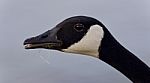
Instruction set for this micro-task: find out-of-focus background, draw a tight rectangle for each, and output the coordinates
[0,0,150,83]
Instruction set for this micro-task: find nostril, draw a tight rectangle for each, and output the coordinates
[41,35,48,39]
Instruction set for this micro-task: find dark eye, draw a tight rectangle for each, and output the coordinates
[74,23,84,32]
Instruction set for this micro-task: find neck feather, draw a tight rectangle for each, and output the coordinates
[99,29,150,83]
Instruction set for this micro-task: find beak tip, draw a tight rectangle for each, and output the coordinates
[23,37,33,45]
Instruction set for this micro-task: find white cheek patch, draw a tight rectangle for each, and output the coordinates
[62,25,104,58]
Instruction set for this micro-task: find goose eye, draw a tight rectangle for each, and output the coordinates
[74,23,84,32]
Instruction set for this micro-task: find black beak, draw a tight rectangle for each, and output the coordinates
[23,27,62,50]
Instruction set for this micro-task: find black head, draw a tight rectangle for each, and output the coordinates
[24,16,106,57]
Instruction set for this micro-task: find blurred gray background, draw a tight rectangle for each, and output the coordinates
[0,0,150,83]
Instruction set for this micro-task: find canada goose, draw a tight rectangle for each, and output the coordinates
[24,16,150,83]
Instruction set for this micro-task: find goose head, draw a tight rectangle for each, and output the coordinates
[24,16,105,58]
